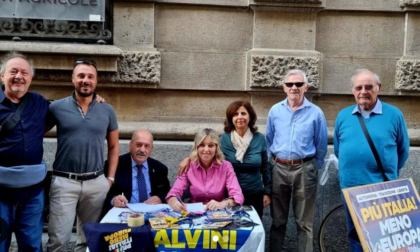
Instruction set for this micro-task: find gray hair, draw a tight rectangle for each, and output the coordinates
[0,51,35,76]
[284,69,309,85]
[350,69,381,87]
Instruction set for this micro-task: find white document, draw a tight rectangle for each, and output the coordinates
[186,203,205,212]
[126,203,168,213]
[101,207,126,223]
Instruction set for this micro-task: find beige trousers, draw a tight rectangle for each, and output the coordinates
[47,174,109,252]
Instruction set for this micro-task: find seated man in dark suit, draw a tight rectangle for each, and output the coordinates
[103,129,170,214]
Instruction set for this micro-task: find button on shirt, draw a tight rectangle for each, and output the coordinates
[166,160,244,205]
[130,159,152,203]
[0,86,50,167]
[265,97,328,169]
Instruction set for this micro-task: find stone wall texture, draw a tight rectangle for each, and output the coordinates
[400,0,420,7]
[250,55,320,88]
[395,60,420,91]
[110,51,161,84]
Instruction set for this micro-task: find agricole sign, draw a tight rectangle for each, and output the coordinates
[0,0,104,21]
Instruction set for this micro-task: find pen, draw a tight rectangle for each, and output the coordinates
[122,192,125,206]
[176,196,185,206]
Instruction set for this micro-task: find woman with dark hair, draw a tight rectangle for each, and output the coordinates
[167,128,243,212]
[220,101,271,218]
[178,101,271,218]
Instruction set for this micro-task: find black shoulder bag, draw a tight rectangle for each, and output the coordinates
[0,94,30,139]
[357,113,388,181]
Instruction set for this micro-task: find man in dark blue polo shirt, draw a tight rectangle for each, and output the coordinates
[0,52,51,252]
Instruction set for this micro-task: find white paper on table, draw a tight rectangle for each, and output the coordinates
[126,203,168,212]
[101,207,127,223]
[186,203,205,212]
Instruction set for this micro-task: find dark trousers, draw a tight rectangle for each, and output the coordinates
[0,183,44,252]
[243,190,264,219]
[341,193,364,252]
[269,157,318,252]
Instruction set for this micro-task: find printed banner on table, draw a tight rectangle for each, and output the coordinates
[343,178,420,252]
[153,229,252,252]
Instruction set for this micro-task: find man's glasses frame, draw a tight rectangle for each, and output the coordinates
[284,82,305,88]
[352,84,377,91]
[74,59,97,70]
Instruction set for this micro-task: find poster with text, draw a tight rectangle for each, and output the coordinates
[343,178,420,252]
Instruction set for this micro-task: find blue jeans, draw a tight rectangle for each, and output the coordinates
[341,193,364,252]
[0,183,44,252]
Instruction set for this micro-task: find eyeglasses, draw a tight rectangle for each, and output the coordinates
[74,59,97,70]
[353,84,376,91]
[284,82,305,88]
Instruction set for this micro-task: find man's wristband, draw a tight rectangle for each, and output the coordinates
[107,177,115,184]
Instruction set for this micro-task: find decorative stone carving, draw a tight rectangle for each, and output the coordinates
[395,60,420,91]
[253,0,321,3]
[250,55,320,88]
[400,0,420,7]
[111,52,161,84]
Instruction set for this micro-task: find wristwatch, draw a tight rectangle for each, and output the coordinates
[107,177,115,184]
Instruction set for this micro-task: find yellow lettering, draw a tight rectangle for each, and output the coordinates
[184,230,202,249]
[381,202,391,217]
[210,230,228,249]
[391,201,401,215]
[104,235,110,241]
[230,230,237,250]
[361,207,370,223]
[407,197,416,211]
[371,202,383,220]
[171,229,186,248]
[203,230,210,249]
[110,239,114,245]
[398,199,408,214]
[123,233,128,240]
[154,230,171,248]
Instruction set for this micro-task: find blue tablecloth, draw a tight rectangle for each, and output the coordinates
[83,223,155,252]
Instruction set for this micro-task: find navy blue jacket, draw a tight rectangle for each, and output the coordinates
[102,153,171,215]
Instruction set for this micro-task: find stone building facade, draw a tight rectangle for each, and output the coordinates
[2,0,420,251]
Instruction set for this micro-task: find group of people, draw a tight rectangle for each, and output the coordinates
[0,51,410,252]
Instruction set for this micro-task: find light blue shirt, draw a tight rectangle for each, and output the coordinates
[265,97,328,169]
[352,98,382,118]
[130,158,152,203]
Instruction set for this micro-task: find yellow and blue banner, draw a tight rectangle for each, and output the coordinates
[153,229,252,251]
[343,178,420,252]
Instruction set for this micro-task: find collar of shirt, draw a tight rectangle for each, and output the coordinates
[70,91,97,105]
[280,96,312,111]
[352,99,383,116]
[190,160,221,172]
[131,158,149,172]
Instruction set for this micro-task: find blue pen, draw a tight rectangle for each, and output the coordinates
[176,196,185,205]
